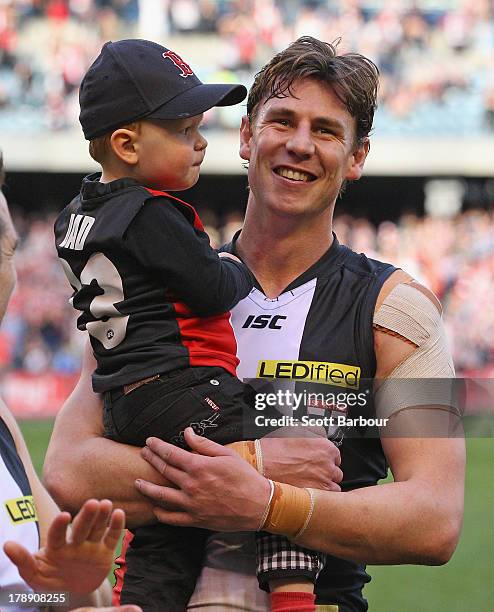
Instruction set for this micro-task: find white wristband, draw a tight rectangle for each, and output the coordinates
[258,479,275,531]
[254,438,264,476]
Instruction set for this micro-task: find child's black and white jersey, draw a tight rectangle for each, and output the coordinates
[54,174,253,393]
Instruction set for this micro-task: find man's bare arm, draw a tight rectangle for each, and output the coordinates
[137,415,465,565]
[43,343,164,527]
[294,433,464,564]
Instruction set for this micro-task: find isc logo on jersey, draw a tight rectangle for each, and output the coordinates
[257,360,361,389]
[242,314,287,329]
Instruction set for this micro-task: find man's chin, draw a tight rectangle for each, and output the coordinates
[261,195,335,222]
[266,202,315,218]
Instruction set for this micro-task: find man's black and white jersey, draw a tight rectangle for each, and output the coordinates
[222,232,396,610]
[54,174,253,393]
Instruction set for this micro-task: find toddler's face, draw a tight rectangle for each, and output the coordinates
[136,114,207,191]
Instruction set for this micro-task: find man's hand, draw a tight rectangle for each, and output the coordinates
[261,430,342,491]
[135,428,271,532]
[4,499,124,595]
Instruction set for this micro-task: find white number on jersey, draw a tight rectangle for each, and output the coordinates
[60,254,129,349]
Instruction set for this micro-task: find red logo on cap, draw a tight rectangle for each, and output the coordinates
[162,51,194,78]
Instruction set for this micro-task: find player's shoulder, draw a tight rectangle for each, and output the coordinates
[375,269,442,315]
[336,242,394,278]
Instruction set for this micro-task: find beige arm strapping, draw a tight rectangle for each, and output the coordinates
[227,440,261,472]
[373,281,457,418]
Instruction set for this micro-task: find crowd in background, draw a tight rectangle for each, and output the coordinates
[0,207,493,377]
[1,0,494,134]
[1,0,493,377]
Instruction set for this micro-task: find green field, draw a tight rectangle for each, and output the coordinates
[20,420,494,611]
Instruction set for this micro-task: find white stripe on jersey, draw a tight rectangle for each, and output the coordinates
[231,279,317,382]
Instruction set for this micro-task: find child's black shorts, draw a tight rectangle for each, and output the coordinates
[103,365,258,448]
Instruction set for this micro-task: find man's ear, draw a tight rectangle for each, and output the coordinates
[346,137,370,181]
[110,124,140,165]
[239,115,252,162]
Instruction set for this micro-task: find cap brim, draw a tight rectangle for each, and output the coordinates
[146,83,247,120]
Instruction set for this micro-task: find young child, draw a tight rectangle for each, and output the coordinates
[55,39,323,612]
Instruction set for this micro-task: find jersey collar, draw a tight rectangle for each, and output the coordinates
[222,230,350,295]
[80,172,142,205]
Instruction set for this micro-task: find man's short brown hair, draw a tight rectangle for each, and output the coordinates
[247,36,379,146]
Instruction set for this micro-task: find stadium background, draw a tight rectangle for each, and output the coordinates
[1,0,493,609]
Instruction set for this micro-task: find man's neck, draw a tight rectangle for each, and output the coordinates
[237,204,334,298]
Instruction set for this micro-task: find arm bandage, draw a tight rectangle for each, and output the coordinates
[259,481,315,539]
[374,281,458,418]
[228,440,265,474]
[229,444,315,537]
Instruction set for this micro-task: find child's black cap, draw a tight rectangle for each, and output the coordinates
[79,39,247,140]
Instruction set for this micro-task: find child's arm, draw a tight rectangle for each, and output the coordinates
[124,198,254,315]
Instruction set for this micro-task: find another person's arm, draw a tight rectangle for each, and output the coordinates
[1,157,140,612]
[0,402,122,610]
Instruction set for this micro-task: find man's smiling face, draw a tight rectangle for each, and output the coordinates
[240,78,369,221]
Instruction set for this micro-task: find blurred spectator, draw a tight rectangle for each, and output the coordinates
[1,0,493,378]
[169,0,201,33]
